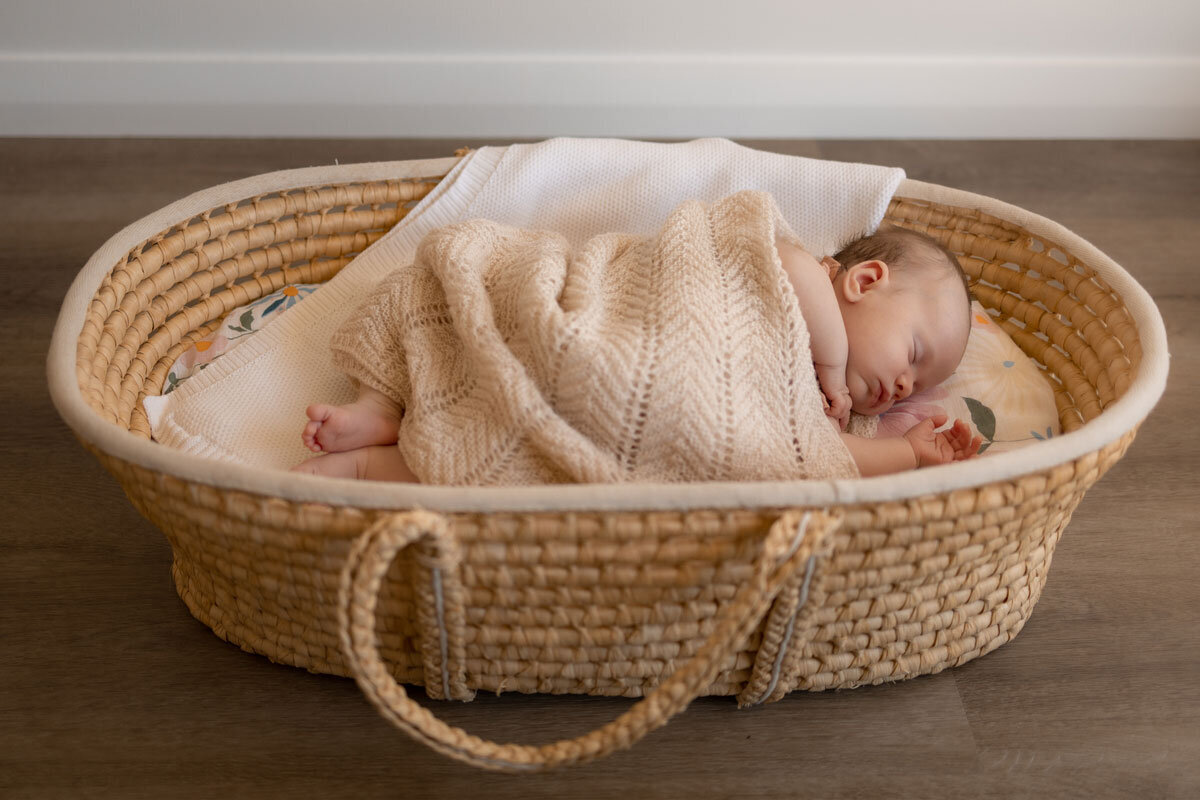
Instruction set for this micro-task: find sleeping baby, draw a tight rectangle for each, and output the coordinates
[291,189,980,484]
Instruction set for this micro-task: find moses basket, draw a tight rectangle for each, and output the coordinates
[47,151,1168,772]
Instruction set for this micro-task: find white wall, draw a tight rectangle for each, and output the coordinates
[2,0,1197,137]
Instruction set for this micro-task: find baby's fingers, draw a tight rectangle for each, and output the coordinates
[825,395,850,431]
[942,421,974,459]
[953,429,984,460]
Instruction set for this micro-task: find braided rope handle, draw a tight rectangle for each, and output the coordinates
[337,508,838,772]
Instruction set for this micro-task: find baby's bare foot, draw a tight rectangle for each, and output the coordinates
[302,398,399,453]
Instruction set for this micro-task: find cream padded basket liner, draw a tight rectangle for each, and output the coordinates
[47,153,1168,772]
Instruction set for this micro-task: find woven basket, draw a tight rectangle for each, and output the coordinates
[47,152,1168,772]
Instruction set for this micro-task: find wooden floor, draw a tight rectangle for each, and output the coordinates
[4,138,1198,798]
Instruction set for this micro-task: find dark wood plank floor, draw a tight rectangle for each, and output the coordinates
[3,138,1197,798]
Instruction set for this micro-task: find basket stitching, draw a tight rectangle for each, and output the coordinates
[746,511,817,706]
[779,511,812,565]
[431,566,452,700]
[755,554,818,706]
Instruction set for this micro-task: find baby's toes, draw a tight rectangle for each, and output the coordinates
[302,420,324,452]
[306,403,336,424]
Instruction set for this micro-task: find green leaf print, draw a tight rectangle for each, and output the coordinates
[962,396,996,441]
[228,308,256,334]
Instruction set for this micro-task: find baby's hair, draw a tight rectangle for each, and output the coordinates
[832,226,972,319]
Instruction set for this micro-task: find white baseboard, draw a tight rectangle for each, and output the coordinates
[3,53,1198,138]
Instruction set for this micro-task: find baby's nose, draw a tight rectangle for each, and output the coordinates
[896,374,913,400]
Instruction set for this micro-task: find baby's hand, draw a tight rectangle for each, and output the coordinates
[814,363,851,431]
[903,414,983,468]
[824,387,851,431]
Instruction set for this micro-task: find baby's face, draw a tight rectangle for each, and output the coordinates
[839,272,970,416]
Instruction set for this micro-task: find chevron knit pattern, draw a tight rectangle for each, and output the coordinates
[330,190,859,485]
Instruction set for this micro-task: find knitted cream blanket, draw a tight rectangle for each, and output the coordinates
[330,190,858,486]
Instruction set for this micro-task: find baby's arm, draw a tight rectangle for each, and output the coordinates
[838,431,918,477]
[776,238,850,429]
[839,415,982,477]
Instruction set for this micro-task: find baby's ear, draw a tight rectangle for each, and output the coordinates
[842,260,890,299]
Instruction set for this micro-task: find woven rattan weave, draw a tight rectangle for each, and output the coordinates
[55,156,1155,771]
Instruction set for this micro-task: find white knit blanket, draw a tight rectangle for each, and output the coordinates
[144,138,905,473]
[331,190,857,485]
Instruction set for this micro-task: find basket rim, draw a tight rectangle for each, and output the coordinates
[46,153,1169,513]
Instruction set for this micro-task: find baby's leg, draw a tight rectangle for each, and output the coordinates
[290,445,420,482]
[303,386,402,453]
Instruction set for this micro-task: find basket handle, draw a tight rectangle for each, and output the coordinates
[337,508,839,772]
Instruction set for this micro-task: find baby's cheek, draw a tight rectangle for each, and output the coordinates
[846,372,867,406]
